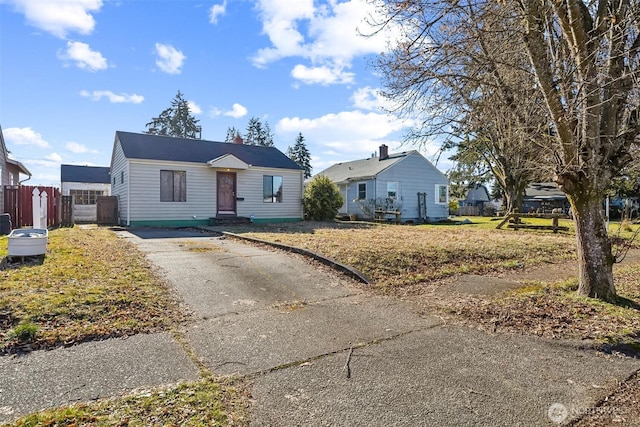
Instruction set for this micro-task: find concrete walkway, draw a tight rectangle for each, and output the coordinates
[1,229,638,426]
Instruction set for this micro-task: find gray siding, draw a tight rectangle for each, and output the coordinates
[337,153,449,222]
[110,142,129,225]
[235,168,303,220]
[128,159,216,222]
[377,153,448,221]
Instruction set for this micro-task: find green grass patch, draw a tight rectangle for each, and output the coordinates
[0,226,186,353]
[5,378,248,427]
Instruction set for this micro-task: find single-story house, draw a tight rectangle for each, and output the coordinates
[317,145,449,222]
[60,164,111,222]
[522,182,568,213]
[110,131,304,226]
[1,124,31,214]
[458,184,492,215]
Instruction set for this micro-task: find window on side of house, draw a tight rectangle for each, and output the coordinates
[387,181,398,200]
[69,189,106,205]
[357,182,366,200]
[435,184,448,204]
[160,170,187,202]
[263,175,283,203]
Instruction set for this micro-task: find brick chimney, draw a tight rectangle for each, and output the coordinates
[379,144,389,160]
[233,134,244,144]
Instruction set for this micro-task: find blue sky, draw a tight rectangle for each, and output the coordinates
[1,0,445,186]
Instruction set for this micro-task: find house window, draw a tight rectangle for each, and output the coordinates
[263,175,283,203]
[387,182,398,199]
[435,184,448,204]
[357,182,366,200]
[160,170,187,202]
[120,171,124,184]
[70,189,105,205]
[113,176,116,185]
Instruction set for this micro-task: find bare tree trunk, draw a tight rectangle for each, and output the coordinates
[570,195,616,302]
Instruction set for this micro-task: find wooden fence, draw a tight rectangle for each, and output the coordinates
[2,185,62,228]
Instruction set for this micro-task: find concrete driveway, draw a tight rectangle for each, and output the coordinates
[1,228,638,426]
[122,229,640,426]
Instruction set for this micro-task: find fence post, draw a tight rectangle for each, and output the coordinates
[41,191,48,228]
[32,188,41,229]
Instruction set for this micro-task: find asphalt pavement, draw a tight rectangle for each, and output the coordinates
[1,228,638,426]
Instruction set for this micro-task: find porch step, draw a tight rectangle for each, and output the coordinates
[209,216,252,226]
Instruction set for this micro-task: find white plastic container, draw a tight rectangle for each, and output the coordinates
[7,228,49,257]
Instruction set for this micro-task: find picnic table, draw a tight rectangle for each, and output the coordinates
[496,213,569,233]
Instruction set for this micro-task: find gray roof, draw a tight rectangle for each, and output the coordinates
[115,131,302,171]
[318,151,414,183]
[524,182,567,200]
[61,164,111,183]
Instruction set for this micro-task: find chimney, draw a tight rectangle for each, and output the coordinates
[233,134,244,144]
[379,144,388,160]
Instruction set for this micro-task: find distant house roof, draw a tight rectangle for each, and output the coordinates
[461,184,491,203]
[61,164,111,184]
[524,182,567,200]
[115,131,302,171]
[318,151,418,183]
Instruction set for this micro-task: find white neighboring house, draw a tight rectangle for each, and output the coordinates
[60,164,111,223]
[110,131,304,227]
[1,124,31,214]
[317,145,450,222]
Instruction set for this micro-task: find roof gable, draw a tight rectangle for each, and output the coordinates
[115,131,301,171]
[61,164,111,183]
[207,154,249,170]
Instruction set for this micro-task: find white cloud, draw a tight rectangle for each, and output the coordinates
[291,64,354,86]
[6,0,103,38]
[209,0,227,24]
[65,141,97,153]
[210,103,248,119]
[187,101,202,115]
[154,43,186,74]
[224,103,248,118]
[58,41,107,71]
[46,152,63,163]
[4,127,50,148]
[80,90,144,104]
[252,0,400,85]
[351,86,386,111]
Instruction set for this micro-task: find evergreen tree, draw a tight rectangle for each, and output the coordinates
[145,91,201,139]
[244,117,274,146]
[287,133,312,179]
[225,126,241,143]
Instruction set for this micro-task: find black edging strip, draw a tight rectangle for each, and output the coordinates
[222,232,370,284]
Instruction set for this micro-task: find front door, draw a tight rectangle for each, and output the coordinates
[217,172,236,215]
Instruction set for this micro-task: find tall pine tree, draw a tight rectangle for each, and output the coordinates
[287,133,312,179]
[244,117,274,146]
[145,91,201,139]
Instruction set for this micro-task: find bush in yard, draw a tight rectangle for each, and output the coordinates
[303,175,344,221]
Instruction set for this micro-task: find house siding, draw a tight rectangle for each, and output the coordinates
[341,180,374,217]
[128,159,215,224]
[377,153,448,221]
[235,167,303,221]
[110,141,129,225]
